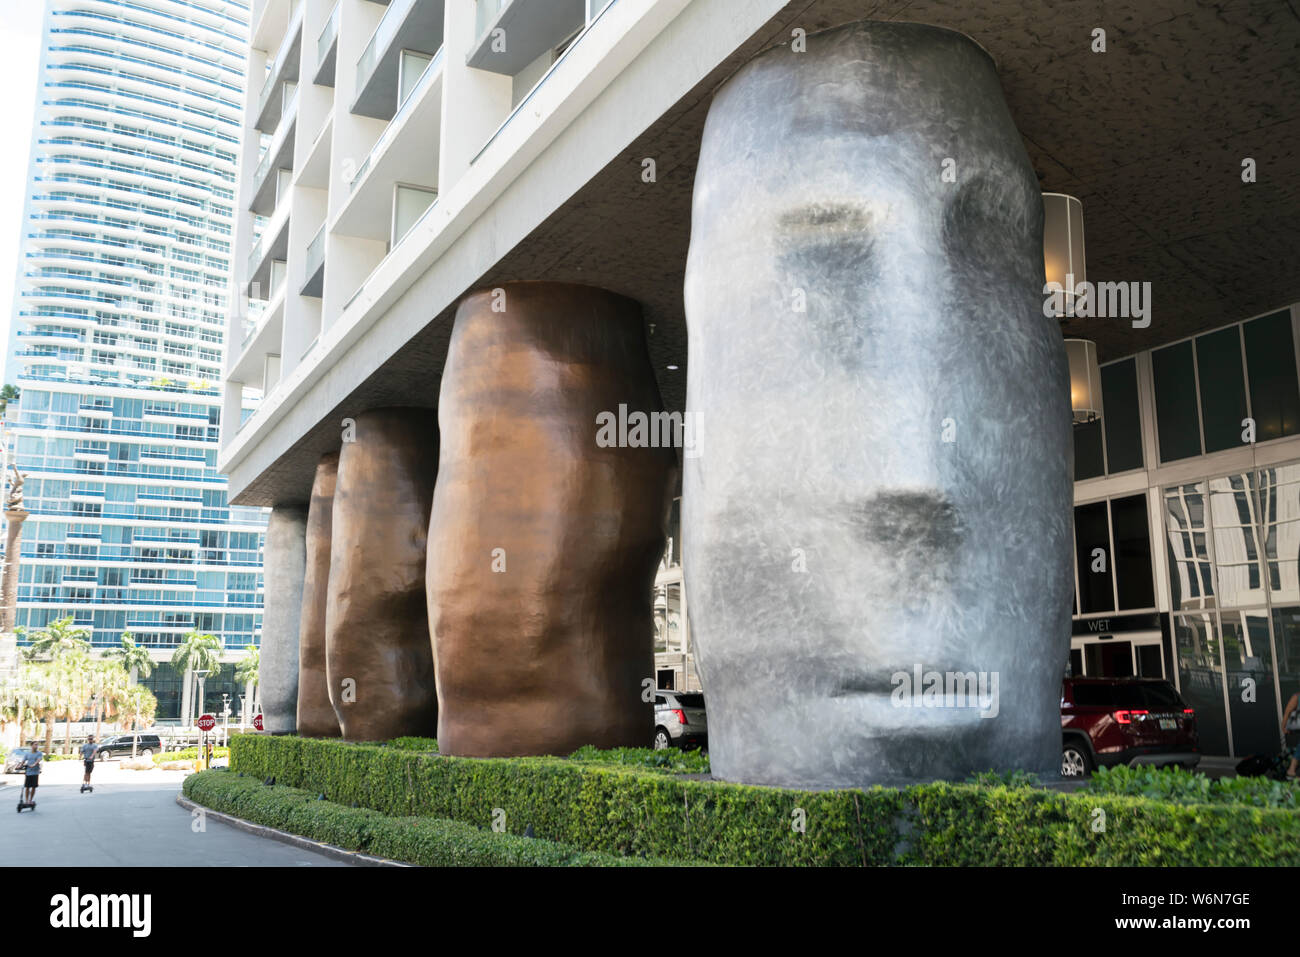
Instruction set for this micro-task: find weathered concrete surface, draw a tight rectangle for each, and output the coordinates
[260,506,308,735]
[682,20,1074,787]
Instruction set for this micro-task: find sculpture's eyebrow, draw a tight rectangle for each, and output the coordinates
[777,201,875,231]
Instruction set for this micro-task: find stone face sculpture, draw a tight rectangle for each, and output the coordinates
[682,21,1074,786]
[260,506,307,734]
[296,451,340,737]
[327,409,439,740]
[427,282,676,756]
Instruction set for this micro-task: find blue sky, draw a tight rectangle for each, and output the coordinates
[0,2,45,386]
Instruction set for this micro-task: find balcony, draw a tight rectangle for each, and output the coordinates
[133,532,200,546]
[229,284,286,389]
[140,448,206,464]
[143,406,210,425]
[129,576,198,590]
[468,0,585,75]
[247,204,291,298]
[353,0,444,120]
[253,2,304,133]
[314,2,340,86]
[300,223,325,297]
[335,47,443,242]
[78,402,113,419]
[248,87,299,216]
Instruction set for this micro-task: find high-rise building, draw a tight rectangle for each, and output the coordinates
[3,0,265,724]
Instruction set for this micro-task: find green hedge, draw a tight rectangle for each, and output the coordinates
[182,771,671,866]
[1084,764,1299,809]
[230,734,1300,866]
[156,746,230,764]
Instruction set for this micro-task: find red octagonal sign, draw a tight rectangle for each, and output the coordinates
[253,713,264,731]
[196,713,216,731]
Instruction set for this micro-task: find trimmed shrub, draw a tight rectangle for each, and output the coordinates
[182,771,672,866]
[569,745,710,774]
[1084,764,1299,809]
[156,746,229,764]
[229,734,1300,866]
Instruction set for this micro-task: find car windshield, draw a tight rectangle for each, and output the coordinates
[674,693,705,708]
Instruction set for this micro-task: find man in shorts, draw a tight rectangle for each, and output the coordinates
[81,735,98,793]
[22,747,42,804]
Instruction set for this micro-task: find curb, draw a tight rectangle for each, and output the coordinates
[174,793,410,867]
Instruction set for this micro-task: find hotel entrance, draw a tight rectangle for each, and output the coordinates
[1069,624,1168,680]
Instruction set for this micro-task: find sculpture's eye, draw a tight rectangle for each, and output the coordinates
[942,172,1033,273]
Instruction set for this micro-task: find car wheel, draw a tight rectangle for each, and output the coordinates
[101,751,112,761]
[1061,742,1092,777]
[653,728,671,750]
[139,748,152,759]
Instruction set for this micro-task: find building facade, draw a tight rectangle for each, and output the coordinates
[220,1,1299,757]
[1069,306,1300,759]
[3,0,265,721]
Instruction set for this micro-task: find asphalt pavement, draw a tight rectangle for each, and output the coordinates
[0,757,351,866]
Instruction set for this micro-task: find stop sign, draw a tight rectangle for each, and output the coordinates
[253,713,264,731]
[196,713,216,731]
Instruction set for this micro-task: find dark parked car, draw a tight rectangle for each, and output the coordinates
[653,690,707,750]
[97,733,163,760]
[1061,677,1200,777]
[4,747,35,774]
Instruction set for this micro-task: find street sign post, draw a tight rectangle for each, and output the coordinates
[197,713,216,768]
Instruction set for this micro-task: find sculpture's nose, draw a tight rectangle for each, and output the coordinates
[849,488,964,553]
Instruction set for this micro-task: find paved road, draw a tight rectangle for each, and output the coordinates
[0,758,350,866]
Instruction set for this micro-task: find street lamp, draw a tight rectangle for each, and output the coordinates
[221,692,231,746]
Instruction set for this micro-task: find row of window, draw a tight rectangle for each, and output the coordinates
[1076,311,1300,479]
[1074,462,1300,619]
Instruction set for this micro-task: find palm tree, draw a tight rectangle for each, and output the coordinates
[0,383,20,417]
[121,685,157,735]
[88,659,129,740]
[171,630,221,726]
[0,664,51,749]
[105,632,152,683]
[52,649,93,755]
[19,663,62,754]
[21,616,91,660]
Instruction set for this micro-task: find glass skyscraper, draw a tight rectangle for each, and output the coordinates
[2,0,265,721]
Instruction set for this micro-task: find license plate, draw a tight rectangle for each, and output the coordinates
[1159,718,1176,731]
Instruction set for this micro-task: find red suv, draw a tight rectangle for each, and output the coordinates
[1060,678,1200,777]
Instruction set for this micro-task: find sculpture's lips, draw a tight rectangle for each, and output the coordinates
[819,689,991,728]
[829,669,985,698]
[848,488,963,550]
